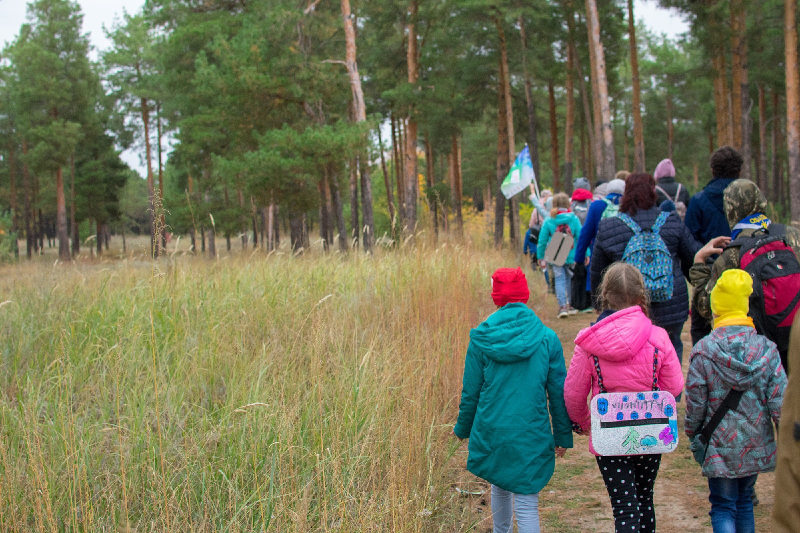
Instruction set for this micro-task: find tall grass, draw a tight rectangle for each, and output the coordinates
[0,243,515,531]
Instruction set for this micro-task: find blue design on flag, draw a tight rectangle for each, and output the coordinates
[501,145,537,199]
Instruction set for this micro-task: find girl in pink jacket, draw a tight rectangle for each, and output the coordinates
[564,262,684,533]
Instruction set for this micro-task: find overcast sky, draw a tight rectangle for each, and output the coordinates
[0,0,689,176]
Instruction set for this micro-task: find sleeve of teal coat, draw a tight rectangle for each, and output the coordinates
[453,341,484,439]
[546,332,574,448]
[536,220,554,259]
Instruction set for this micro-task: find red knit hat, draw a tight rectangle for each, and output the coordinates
[491,267,530,307]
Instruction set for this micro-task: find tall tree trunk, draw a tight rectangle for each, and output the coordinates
[666,93,675,160]
[786,0,800,222]
[22,141,33,258]
[358,158,374,250]
[758,84,768,192]
[70,154,79,256]
[518,17,541,180]
[584,8,604,179]
[712,51,731,147]
[341,0,373,250]
[730,0,745,150]
[377,126,396,225]
[568,12,595,183]
[319,175,332,251]
[627,0,645,172]
[349,159,359,246]
[563,32,576,187]
[771,90,781,203]
[403,1,419,234]
[424,135,438,240]
[494,16,517,247]
[452,134,464,237]
[206,221,216,259]
[329,168,348,252]
[156,102,166,252]
[586,0,616,180]
[141,97,156,258]
[391,115,405,214]
[55,166,69,261]
[494,37,510,247]
[548,81,561,191]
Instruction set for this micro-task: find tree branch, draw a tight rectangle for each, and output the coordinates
[303,0,322,15]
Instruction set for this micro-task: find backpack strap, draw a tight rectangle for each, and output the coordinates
[593,348,660,394]
[697,389,745,445]
[651,211,670,234]
[652,348,659,391]
[591,355,607,393]
[675,183,683,201]
[617,213,642,235]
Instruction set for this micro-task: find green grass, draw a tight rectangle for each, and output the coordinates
[0,243,512,531]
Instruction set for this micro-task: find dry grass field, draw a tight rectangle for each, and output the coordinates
[0,233,778,531]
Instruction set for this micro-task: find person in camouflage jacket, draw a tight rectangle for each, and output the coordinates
[689,179,800,362]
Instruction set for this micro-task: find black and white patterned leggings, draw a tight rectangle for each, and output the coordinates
[595,454,661,533]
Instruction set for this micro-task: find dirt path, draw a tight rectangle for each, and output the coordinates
[449,281,776,532]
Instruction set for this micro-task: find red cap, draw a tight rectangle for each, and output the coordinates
[491,267,530,307]
[571,188,594,201]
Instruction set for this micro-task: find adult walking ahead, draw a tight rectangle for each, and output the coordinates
[686,146,742,345]
[590,173,721,366]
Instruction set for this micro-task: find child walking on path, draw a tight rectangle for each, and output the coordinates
[563,262,684,533]
[454,267,573,533]
[685,269,786,533]
[536,193,582,318]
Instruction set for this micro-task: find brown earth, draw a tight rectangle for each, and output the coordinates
[447,276,776,532]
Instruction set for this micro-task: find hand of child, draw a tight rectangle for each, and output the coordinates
[555,447,566,458]
[694,235,732,264]
[538,260,547,269]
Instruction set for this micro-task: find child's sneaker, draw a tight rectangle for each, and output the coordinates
[566,305,579,315]
[558,306,569,318]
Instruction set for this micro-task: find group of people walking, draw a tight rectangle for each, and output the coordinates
[456,145,799,532]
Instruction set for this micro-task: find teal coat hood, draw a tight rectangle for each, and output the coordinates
[454,303,573,494]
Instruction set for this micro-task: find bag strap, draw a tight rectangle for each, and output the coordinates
[651,211,670,233]
[697,389,745,444]
[592,347,660,395]
[617,213,641,235]
[675,183,683,201]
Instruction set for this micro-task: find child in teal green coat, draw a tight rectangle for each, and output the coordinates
[454,267,573,533]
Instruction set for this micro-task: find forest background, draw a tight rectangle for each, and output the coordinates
[1,0,799,260]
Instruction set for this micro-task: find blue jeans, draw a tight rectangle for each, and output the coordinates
[491,485,540,533]
[552,264,573,307]
[707,475,757,533]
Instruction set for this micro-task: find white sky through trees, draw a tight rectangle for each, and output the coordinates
[0,0,688,177]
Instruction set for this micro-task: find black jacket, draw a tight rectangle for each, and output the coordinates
[655,176,691,207]
[590,207,702,327]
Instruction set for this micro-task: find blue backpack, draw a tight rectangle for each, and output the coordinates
[618,212,673,302]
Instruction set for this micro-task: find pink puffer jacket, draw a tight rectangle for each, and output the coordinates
[564,306,685,455]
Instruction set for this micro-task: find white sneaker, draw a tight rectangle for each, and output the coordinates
[558,306,569,319]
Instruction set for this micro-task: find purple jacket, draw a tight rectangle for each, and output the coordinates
[564,306,685,455]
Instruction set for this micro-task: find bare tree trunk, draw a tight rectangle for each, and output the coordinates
[563,32,575,187]
[96,219,102,257]
[712,51,731,147]
[425,135,438,240]
[586,0,616,180]
[341,0,373,250]
[758,84,768,192]
[730,0,745,150]
[156,102,166,251]
[584,8,604,179]
[22,141,33,257]
[569,12,595,183]
[377,126,396,224]
[70,154,79,256]
[56,166,70,262]
[402,1,420,234]
[349,159,359,246]
[141,97,156,258]
[628,0,645,172]
[786,0,800,222]
[319,176,331,251]
[495,39,510,247]
[666,93,675,160]
[549,81,561,191]
[329,168,348,252]
[392,115,405,214]
[771,90,780,203]
[518,17,541,180]
[452,134,464,237]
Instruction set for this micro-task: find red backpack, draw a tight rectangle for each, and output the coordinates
[729,223,800,358]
